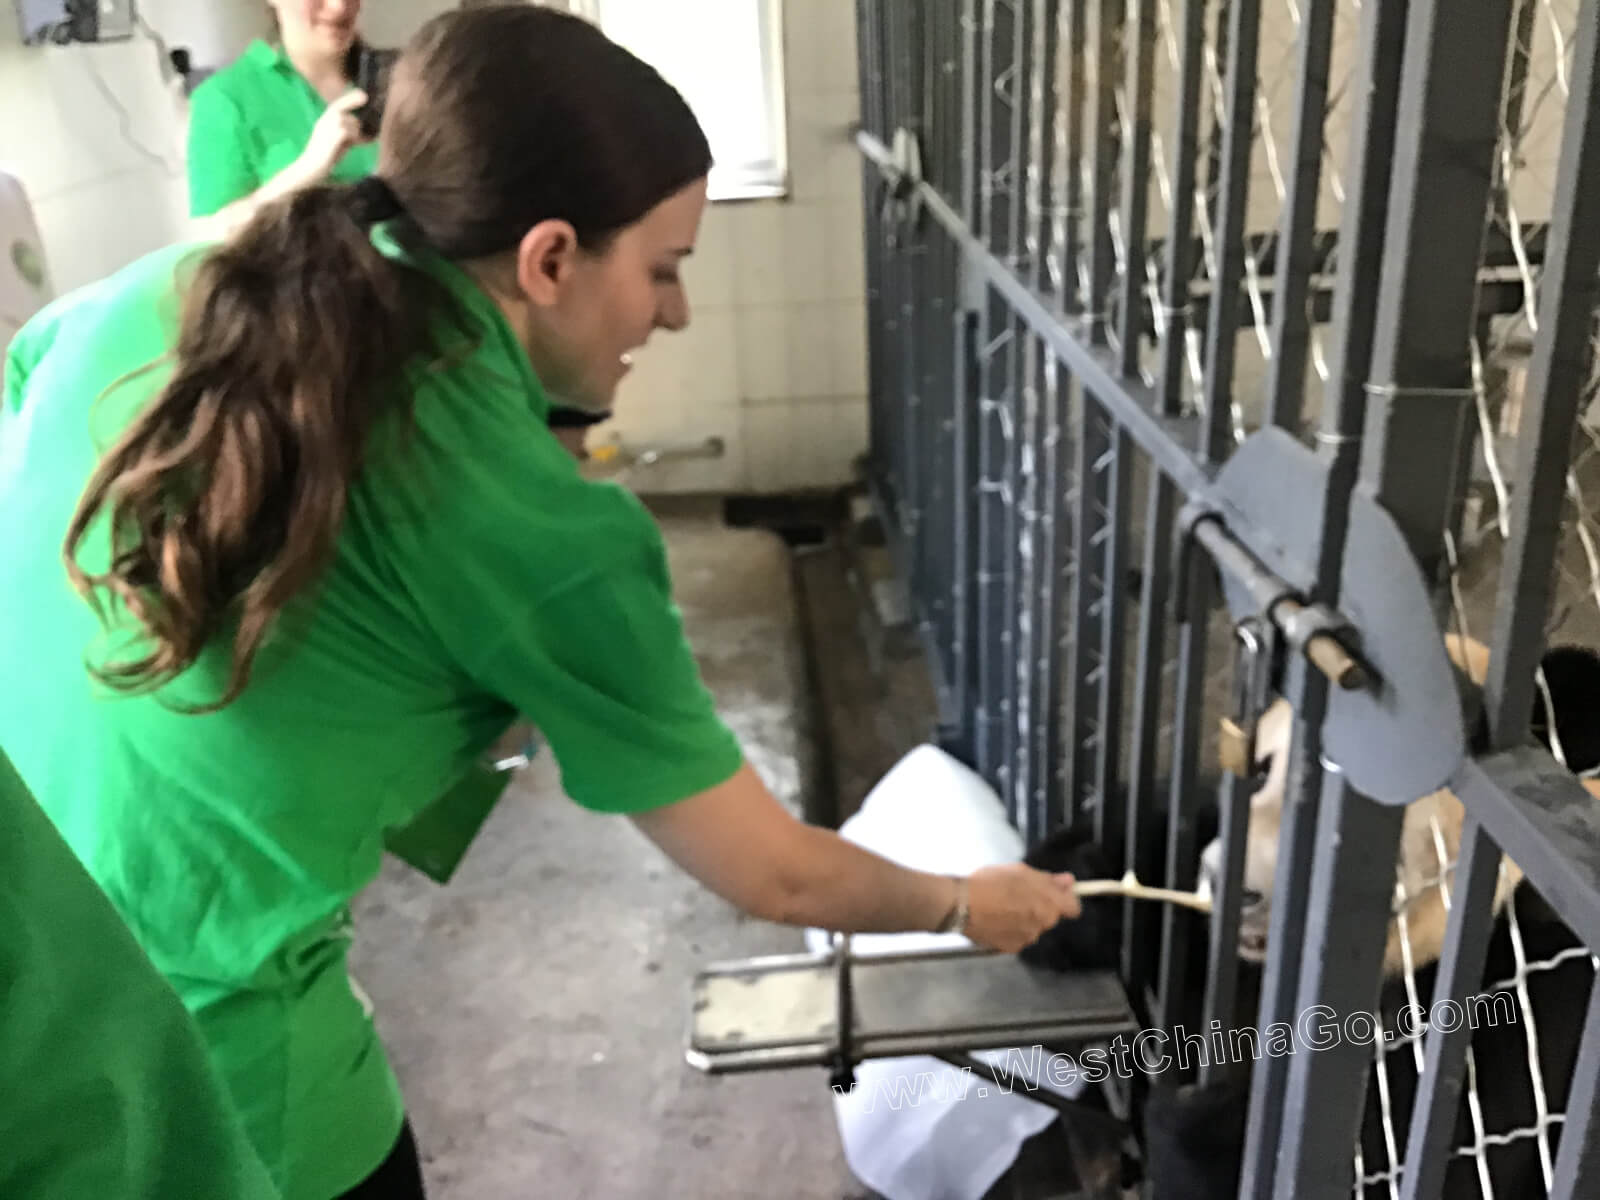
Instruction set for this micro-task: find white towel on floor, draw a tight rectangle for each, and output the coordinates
[804,744,1086,1200]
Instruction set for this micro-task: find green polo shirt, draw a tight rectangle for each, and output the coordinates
[0,744,281,1200]
[186,39,380,217]
[0,234,744,1198]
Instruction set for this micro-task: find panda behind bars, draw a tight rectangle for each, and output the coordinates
[1018,633,1600,1200]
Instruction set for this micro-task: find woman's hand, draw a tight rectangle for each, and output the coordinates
[961,863,1081,953]
[290,90,373,188]
[191,89,376,242]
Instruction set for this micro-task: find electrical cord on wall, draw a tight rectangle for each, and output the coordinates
[79,54,184,177]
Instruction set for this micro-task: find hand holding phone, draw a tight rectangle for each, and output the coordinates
[353,45,398,139]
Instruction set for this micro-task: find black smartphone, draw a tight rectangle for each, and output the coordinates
[350,44,398,139]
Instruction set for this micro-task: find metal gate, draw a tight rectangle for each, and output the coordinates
[853,0,1600,1196]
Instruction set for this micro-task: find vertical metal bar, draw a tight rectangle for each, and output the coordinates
[1093,423,1132,849]
[927,7,956,698]
[1121,469,1175,992]
[962,0,980,227]
[940,242,963,730]
[919,252,951,706]
[1402,10,1600,1197]
[1039,356,1071,834]
[857,0,881,485]
[1005,0,1031,266]
[1198,763,1249,1087]
[999,0,1030,820]
[1154,551,1211,1034]
[1117,0,1158,376]
[1270,783,1406,1200]
[1271,0,1517,1195]
[1356,0,1515,577]
[934,4,953,732]
[1393,824,1504,1200]
[1264,0,1338,428]
[1548,978,1600,1200]
[1237,2,1411,1192]
[1198,0,1261,461]
[1011,330,1035,831]
[1084,0,1119,342]
[1054,0,1086,810]
[1031,0,1061,298]
[1157,0,1207,410]
[980,0,1000,245]
[857,0,896,524]
[876,0,905,527]
[1203,0,1231,245]
[957,283,985,764]
[978,338,1010,795]
[1126,0,1206,969]
[1038,4,1073,832]
[975,0,1005,784]
[1068,395,1109,826]
[1018,0,1059,838]
[1031,344,1058,839]
[1093,0,1153,852]
[1061,0,1087,313]
[1483,0,1600,760]
[949,0,981,761]
[896,0,928,647]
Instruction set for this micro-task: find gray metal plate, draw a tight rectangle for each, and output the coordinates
[1210,428,1466,805]
[686,948,1136,1074]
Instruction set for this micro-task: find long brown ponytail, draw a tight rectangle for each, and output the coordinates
[63,182,462,710]
[60,6,711,711]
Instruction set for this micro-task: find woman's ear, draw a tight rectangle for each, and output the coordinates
[514,219,582,307]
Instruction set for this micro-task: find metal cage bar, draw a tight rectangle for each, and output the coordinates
[1269,0,1519,1195]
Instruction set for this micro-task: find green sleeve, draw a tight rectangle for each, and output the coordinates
[3,311,47,416]
[464,524,746,815]
[186,85,259,218]
[0,749,281,1200]
[3,290,70,419]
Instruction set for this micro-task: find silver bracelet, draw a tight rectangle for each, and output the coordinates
[935,875,970,935]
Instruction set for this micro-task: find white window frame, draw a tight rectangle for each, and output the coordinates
[588,0,790,202]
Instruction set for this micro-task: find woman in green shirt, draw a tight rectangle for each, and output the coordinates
[186,0,378,235]
[0,9,1081,1199]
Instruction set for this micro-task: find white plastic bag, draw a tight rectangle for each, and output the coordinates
[804,744,1084,1200]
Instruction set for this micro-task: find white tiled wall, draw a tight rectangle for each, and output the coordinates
[593,0,872,496]
[1,0,870,496]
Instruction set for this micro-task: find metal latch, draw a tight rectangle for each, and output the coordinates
[1175,503,1371,694]
[1218,615,1278,781]
[881,127,924,248]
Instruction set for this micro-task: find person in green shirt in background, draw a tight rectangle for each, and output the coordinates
[186,0,378,237]
[183,0,617,459]
[0,9,1083,1199]
[0,744,282,1200]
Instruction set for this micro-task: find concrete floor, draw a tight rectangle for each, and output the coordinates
[349,508,871,1199]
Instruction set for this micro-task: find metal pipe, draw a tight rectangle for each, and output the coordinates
[859,126,1215,500]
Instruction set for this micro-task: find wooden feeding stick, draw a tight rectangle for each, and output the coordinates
[1073,870,1215,914]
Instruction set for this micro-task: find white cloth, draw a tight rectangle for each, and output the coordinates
[804,744,1085,1200]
